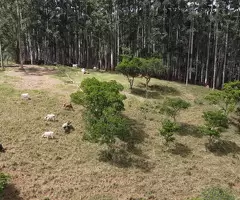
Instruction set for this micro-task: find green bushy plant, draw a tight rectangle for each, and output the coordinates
[202,110,228,129]
[71,78,129,147]
[0,173,9,195]
[159,119,180,144]
[161,98,191,121]
[116,56,141,89]
[200,110,228,144]
[71,77,126,119]
[139,57,165,94]
[201,187,235,200]
[84,107,130,144]
[205,81,240,115]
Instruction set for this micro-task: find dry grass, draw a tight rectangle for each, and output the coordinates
[0,66,240,200]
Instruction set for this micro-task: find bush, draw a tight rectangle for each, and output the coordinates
[0,173,9,195]
[200,110,228,144]
[201,187,235,200]
[205,81,240,115]
[159,119,180,144]
[71,78,126,119]
[83,108,130,144]
[160,98,191,121]
[202,110,228,129]
[71,78,129,147]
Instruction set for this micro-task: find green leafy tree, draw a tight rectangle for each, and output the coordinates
[139,57,165,96]
[159,119,180,145]
[71,77,126,119]
[161,98,191,122]
[199,110,228,143]
[205,81,240,115]
[70,78,129,146]
[116,56,141,89]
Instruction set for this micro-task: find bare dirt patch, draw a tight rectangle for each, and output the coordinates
[5,66,62,90]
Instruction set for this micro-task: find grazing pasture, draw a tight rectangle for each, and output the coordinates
[0,65,240,200]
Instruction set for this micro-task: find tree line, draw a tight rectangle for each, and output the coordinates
[0,0,239,88]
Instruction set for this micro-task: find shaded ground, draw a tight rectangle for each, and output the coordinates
[0,65,240,200]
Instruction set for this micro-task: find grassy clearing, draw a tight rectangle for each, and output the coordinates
[0,66,240,200]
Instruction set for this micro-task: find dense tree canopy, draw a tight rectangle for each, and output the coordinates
[0,0,239,88]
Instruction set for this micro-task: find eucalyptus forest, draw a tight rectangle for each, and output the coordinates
[0,0,239,89]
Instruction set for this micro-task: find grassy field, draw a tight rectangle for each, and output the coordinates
[0,65,240,200]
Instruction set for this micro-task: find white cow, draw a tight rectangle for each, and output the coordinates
[81,68,85,74]
[44,114,56,121]
[72,64,78,68]
[42,131,54,139]
[21,93,31,100]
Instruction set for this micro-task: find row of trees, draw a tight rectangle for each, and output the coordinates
[0,0,240,88]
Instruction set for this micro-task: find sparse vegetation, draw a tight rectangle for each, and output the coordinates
[160,97,191,121]
[159,119,180,145]
[0,173,9,196]
[200,187,235,200]
[205,81,240,115]
[199,110,228,144]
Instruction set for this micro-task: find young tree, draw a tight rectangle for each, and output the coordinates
[159,119,180,145]
[70,78,129,147]
[160,98,191,122]
[116,56,141,89]
[205,81,240,115]
[139,57,165,97]
[199,110,228,144]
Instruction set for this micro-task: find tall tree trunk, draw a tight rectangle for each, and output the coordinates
[189,19,194,82]
[212,21,219,90]
[28,33,33,64]
[186,21,192,86]
[195,44,199,84]
[205,2,214,84]
[222,22,229,88]
[16,0,23,68]
[0,42,3,68]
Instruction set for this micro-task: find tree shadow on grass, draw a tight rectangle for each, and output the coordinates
[169,142,192,157]
[99,117,154,172]
[205,139,240,156]
[138,83,180,96]
[130,88,162,99]
[2,184,23,200]
[178,123,203,138]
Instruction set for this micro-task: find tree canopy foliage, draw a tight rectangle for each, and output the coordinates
[70,78,129,145]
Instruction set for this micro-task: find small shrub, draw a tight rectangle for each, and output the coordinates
[159,119,180,144]
[205,81,240,115]
[0,173,9,195]
[202,110,228,129]
[201,187,235,200]
[200,110,228,144]
[160,98,191,121]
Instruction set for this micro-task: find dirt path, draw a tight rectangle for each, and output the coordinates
[4,65,79,98]
[5,66,62,90]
